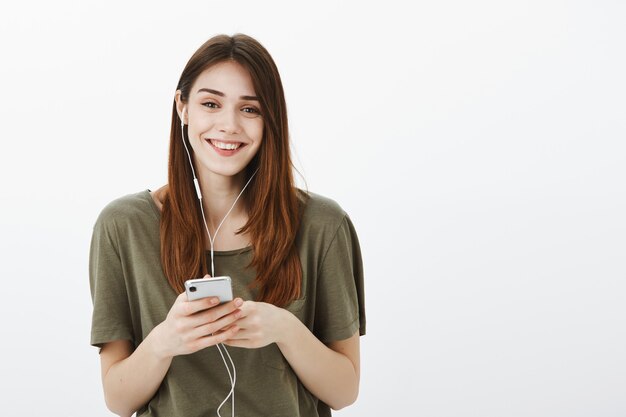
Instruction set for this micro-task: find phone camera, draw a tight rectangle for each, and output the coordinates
[189,286,197,292]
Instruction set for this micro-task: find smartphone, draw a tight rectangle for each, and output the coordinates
[184,276,233,303]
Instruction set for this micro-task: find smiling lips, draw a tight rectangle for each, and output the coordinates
[206,138,247,155]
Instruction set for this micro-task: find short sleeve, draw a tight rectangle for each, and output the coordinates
[89,211,135,351]
[314,214,366,343]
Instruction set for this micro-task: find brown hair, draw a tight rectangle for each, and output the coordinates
[160,33,305,306]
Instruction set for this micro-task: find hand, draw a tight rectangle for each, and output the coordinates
[222,301,290,349]
[151,275,243,359]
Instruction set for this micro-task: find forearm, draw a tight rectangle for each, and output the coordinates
[276,313,359,410]
[103,325,172,416]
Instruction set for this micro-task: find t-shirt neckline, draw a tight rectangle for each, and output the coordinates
[143,189,253,256]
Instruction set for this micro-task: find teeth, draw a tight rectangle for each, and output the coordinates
[210,140,241,150]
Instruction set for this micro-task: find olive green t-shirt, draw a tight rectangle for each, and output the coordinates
[89,189,366,417]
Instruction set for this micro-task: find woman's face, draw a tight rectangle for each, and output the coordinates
[178,60,264,179]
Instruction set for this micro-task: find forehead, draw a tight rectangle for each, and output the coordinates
[190,61,256,97]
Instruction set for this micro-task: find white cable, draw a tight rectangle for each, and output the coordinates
[181,117,257,417]
[181,123,200,193]
[215,343,236,417]
[199,170,258,277]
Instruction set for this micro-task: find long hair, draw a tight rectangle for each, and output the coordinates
[160,33,304,307]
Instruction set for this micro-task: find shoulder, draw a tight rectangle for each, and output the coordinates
[296,189,352,247]
[93,190,157,233]
[298,189,347,226]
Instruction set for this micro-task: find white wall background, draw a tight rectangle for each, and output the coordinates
[0,1,624,416]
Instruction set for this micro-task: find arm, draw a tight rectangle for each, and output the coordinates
[99,292,243,416]
[99,335,172,417]
[224,302,360,410]
[278,312,360,410]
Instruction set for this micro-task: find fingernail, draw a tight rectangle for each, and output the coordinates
[235,298,243,307]
[211,297,219,305]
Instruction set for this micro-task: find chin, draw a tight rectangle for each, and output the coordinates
[204,162,252,178]
[193,149,258,179]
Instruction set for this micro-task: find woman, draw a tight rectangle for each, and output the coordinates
[89,33,366,417]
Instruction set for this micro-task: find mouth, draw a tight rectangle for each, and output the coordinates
[205,138,248,155]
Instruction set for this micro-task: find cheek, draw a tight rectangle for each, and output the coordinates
[247,120,264,142]
[187,125,210,150]
[187,128,204,147]
[188,120,215,142]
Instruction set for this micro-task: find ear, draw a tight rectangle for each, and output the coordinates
[175,90,187,124]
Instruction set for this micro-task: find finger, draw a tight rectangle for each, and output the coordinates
[221,325,252,340]
[191,298,244,327]
[195,325,240,350]
[191,308,243,339]
[237,300,254,317]
[227,315,252,330]
[215,324,236,333]
[175,289,216,308]
[177,296,221,317]
[222,338,250,348]
[187,298,243,326]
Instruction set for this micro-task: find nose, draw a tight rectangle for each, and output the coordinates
[216,108,241,135]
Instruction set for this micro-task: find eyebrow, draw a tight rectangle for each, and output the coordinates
[197,88,259,101]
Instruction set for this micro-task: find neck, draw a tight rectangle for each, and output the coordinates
[196,170,249,232]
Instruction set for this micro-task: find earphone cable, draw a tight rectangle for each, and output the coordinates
[215,342,236,417]
[181,116,257,417]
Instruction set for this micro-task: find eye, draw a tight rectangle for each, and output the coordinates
[202,101,219,109]
[242,107,261,116]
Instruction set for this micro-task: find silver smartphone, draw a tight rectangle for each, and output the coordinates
[184,276,233,303]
